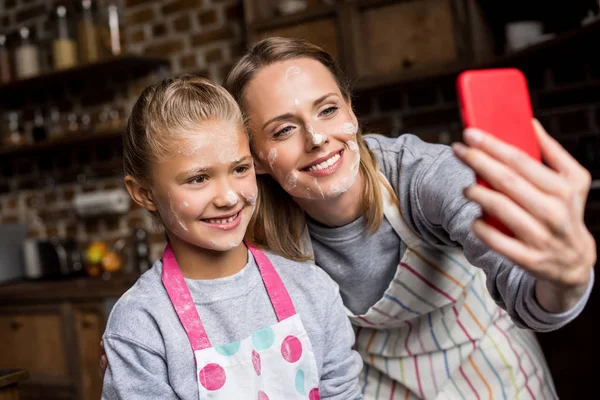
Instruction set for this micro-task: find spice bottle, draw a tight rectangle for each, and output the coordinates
[52,5,78,70]
[78,0,100,63]
[15,27,41,79]
[0,34,11,83]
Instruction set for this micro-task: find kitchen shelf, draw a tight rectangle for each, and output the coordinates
[0,274,139,303]
[0,54,169,106]
[354,19,600,93]
[0,128,122,157]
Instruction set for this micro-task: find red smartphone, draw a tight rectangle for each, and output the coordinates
[457,68,541,236]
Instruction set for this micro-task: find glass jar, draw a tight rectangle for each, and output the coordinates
[52,5,78,70]
[14,27,41,79]
[78,0,101,63]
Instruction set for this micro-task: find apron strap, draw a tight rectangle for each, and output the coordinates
[246,242,296,321]
[161,243,211,351]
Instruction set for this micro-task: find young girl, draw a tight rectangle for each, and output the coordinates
[222,37,596,399]
[101,75,363,399]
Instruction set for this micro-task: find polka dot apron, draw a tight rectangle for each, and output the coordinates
[161,243,322,400]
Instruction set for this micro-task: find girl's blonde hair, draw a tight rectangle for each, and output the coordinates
[225,37,393,261]
[123,74,244,184]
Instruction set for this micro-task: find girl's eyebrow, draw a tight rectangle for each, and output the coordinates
[176,156,252,181]
[261,92,339,130]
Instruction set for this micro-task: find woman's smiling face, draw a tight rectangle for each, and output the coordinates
[244,58,361,201]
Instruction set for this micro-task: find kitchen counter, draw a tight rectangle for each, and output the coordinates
[0,274,139,304]
[0,369,28,399]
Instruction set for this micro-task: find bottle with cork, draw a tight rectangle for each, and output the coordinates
[14,27,41,79]
[52,5,78,70]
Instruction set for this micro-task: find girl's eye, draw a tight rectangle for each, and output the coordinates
[274,125,294,138]
[234,164,252,174]
[188,175,208,184]
[319,106,339,117]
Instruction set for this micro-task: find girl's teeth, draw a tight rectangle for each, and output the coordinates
[208,213,237,224]
[308,153,340,172]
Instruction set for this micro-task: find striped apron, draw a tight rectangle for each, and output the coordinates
[305,175,557,399]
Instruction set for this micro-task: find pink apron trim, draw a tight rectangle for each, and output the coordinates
[161,242,296,352]
[162,243,211,351]
[247,243,296,321]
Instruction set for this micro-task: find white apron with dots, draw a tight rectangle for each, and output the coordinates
[161,243,322,400]
[303,174,557,400]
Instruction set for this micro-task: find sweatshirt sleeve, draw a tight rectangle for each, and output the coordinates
[316,269,364,399]
[366,133,594,332]
[101,333,180,400]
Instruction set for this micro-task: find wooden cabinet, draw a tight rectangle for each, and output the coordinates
[0,276,136,400]
[242,0,495,91]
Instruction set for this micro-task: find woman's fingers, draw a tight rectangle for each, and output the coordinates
[470,218,547,275]
[464,184,555,246]
[453,142,572,236]
[533,119,592,215]
[462,125,572,199]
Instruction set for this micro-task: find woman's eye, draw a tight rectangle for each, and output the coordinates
[320,106,339,117]
[188,175,208,184]
[274,125,294,138]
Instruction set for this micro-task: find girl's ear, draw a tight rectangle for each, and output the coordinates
[124,176,158,212]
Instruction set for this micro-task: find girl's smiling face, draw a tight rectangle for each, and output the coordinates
[148,121,257,252]
[244,58,361,201]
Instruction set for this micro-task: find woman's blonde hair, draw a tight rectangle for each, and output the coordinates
[123,74,244,184]
[225,37,393,261]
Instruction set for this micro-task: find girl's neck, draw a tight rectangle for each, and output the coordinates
[294,172,364,228]
[167,236,248,280]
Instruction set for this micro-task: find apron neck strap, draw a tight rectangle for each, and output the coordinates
[161,243,211,351]
[246,242,296,321]
[161,242,296,352]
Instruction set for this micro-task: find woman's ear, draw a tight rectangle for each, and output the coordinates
[124,176,158,212]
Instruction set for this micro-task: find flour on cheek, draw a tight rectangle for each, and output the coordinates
[330,140,360,195]
[340,121,358,135]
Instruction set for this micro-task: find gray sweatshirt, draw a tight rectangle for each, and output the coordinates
[307,133,593,331]
[101,249,363,400]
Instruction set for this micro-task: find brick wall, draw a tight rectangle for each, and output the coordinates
[0,0,245,262]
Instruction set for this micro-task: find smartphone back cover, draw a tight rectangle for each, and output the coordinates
[457,68,540,162]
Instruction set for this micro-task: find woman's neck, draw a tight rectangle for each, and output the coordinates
[167,236,248,280]
[294,172,364,228]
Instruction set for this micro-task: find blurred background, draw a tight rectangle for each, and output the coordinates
[0,0,598,399]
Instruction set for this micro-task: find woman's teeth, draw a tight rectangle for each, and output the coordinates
[307,153,340,172]
[206,212,238,224]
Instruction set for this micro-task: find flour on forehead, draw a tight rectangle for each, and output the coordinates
[176,128,240,163]
[285,66,301,80]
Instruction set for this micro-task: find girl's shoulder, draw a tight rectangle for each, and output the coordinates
[104,260,171,340]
